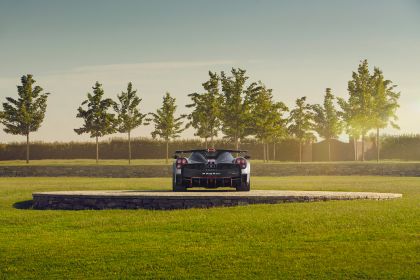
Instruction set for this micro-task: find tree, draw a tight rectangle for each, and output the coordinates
[114,82,147,164]
[343,59,375,161]
[287,96,315,163]
[220,68,261,149]
[312,88,342,161]
[250,83,288,162]
[186,71,221,148]
[1,74,50,163]
[148,92,185,163]
[74,81,116,164]
[371,68,400,162]
[338,60,400,161]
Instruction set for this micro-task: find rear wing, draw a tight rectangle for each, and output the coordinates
[174,149,248,154]
[173,149,250,159]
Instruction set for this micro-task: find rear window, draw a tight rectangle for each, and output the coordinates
[189,152,206,162]
[216,151,234,162]
[189,151,234,162]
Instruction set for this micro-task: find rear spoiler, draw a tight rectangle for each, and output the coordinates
[174,149,248,154]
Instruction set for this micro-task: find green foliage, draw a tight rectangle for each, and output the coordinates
[0,74,50,163]
[114,82,147,134]
[338,60,373,141]
[1,74,49,136]
[220,68,261,148]
[250,83,288,143]
[74,81,116,138]
[288,96,315,162]
[113,82,147,163]
[288,96,315,142]
[338,60,400,161]
[186,71,221,146]
[371,68,400,130]
[349,59,375,134]
[312,88,342,141]
[149,92,185,141]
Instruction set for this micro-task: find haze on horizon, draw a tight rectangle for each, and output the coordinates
[0,0,419,143]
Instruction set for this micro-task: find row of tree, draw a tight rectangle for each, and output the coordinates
[177,60,399,163]
[0,60,400,163]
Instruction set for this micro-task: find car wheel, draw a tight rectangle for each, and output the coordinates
[236,181,250,192]
[173,184,187,192]
[173,177,187,192]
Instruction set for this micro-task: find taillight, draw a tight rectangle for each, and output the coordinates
[176,158,188,169]
[234,158,247,169]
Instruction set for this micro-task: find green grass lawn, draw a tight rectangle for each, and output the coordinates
[0,159,419,166]
[0,176,419,279]
[0,159,172,166]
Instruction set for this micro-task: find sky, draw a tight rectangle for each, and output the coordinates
[0,0,419,143]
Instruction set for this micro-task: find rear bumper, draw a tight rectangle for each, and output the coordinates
[176,174,247,188]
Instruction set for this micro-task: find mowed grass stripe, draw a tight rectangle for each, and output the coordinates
[0,176,418,279]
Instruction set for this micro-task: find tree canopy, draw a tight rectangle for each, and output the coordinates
[220,68,261,149]
[250,83,288,161]
[338,60,400,161]
[149,92,185,162]
[312,88,342,160]
[74,81,116,163]
[371,68,400,132]
[74,81,116,138]
[114,82,147,134]
[1,75,49,136]
[288,96,315,162]
[253,87,288,142]
[114,82,147,164]
[1,74,50,163]
[186,71,221,148]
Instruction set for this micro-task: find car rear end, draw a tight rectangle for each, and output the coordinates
[181,162,243,188]
[173,149,250,191]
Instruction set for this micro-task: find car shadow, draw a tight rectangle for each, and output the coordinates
[13,200,34,210]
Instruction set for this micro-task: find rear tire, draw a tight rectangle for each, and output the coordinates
[172,176,187,192]
[173,184,187,192]
[236,181,250,192]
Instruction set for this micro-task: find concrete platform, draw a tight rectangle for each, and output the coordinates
[32,190,402,210]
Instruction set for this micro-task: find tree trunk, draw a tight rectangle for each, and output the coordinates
[353,137,356,161]
[354,139,359,161]
[96,136,99,164]
[128,130,131,165]
[26,133,30,164]
[361,134,365,161]
[262,142,266,162]
[273,143,276,161]
[205,137,208,149]
[165,140,169,164]
[328,138,331,162]
[266,143,269,162]
[299,140,302,163]
[235,138,239,150]
[210,135,214,148]
[376,127,380,163]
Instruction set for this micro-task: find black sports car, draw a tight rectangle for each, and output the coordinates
[172,149,251,192]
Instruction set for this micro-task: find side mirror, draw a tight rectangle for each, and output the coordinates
[173,155,178,159]
[244,155,251,159]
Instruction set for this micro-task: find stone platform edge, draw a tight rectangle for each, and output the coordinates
[32,190,403,210]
